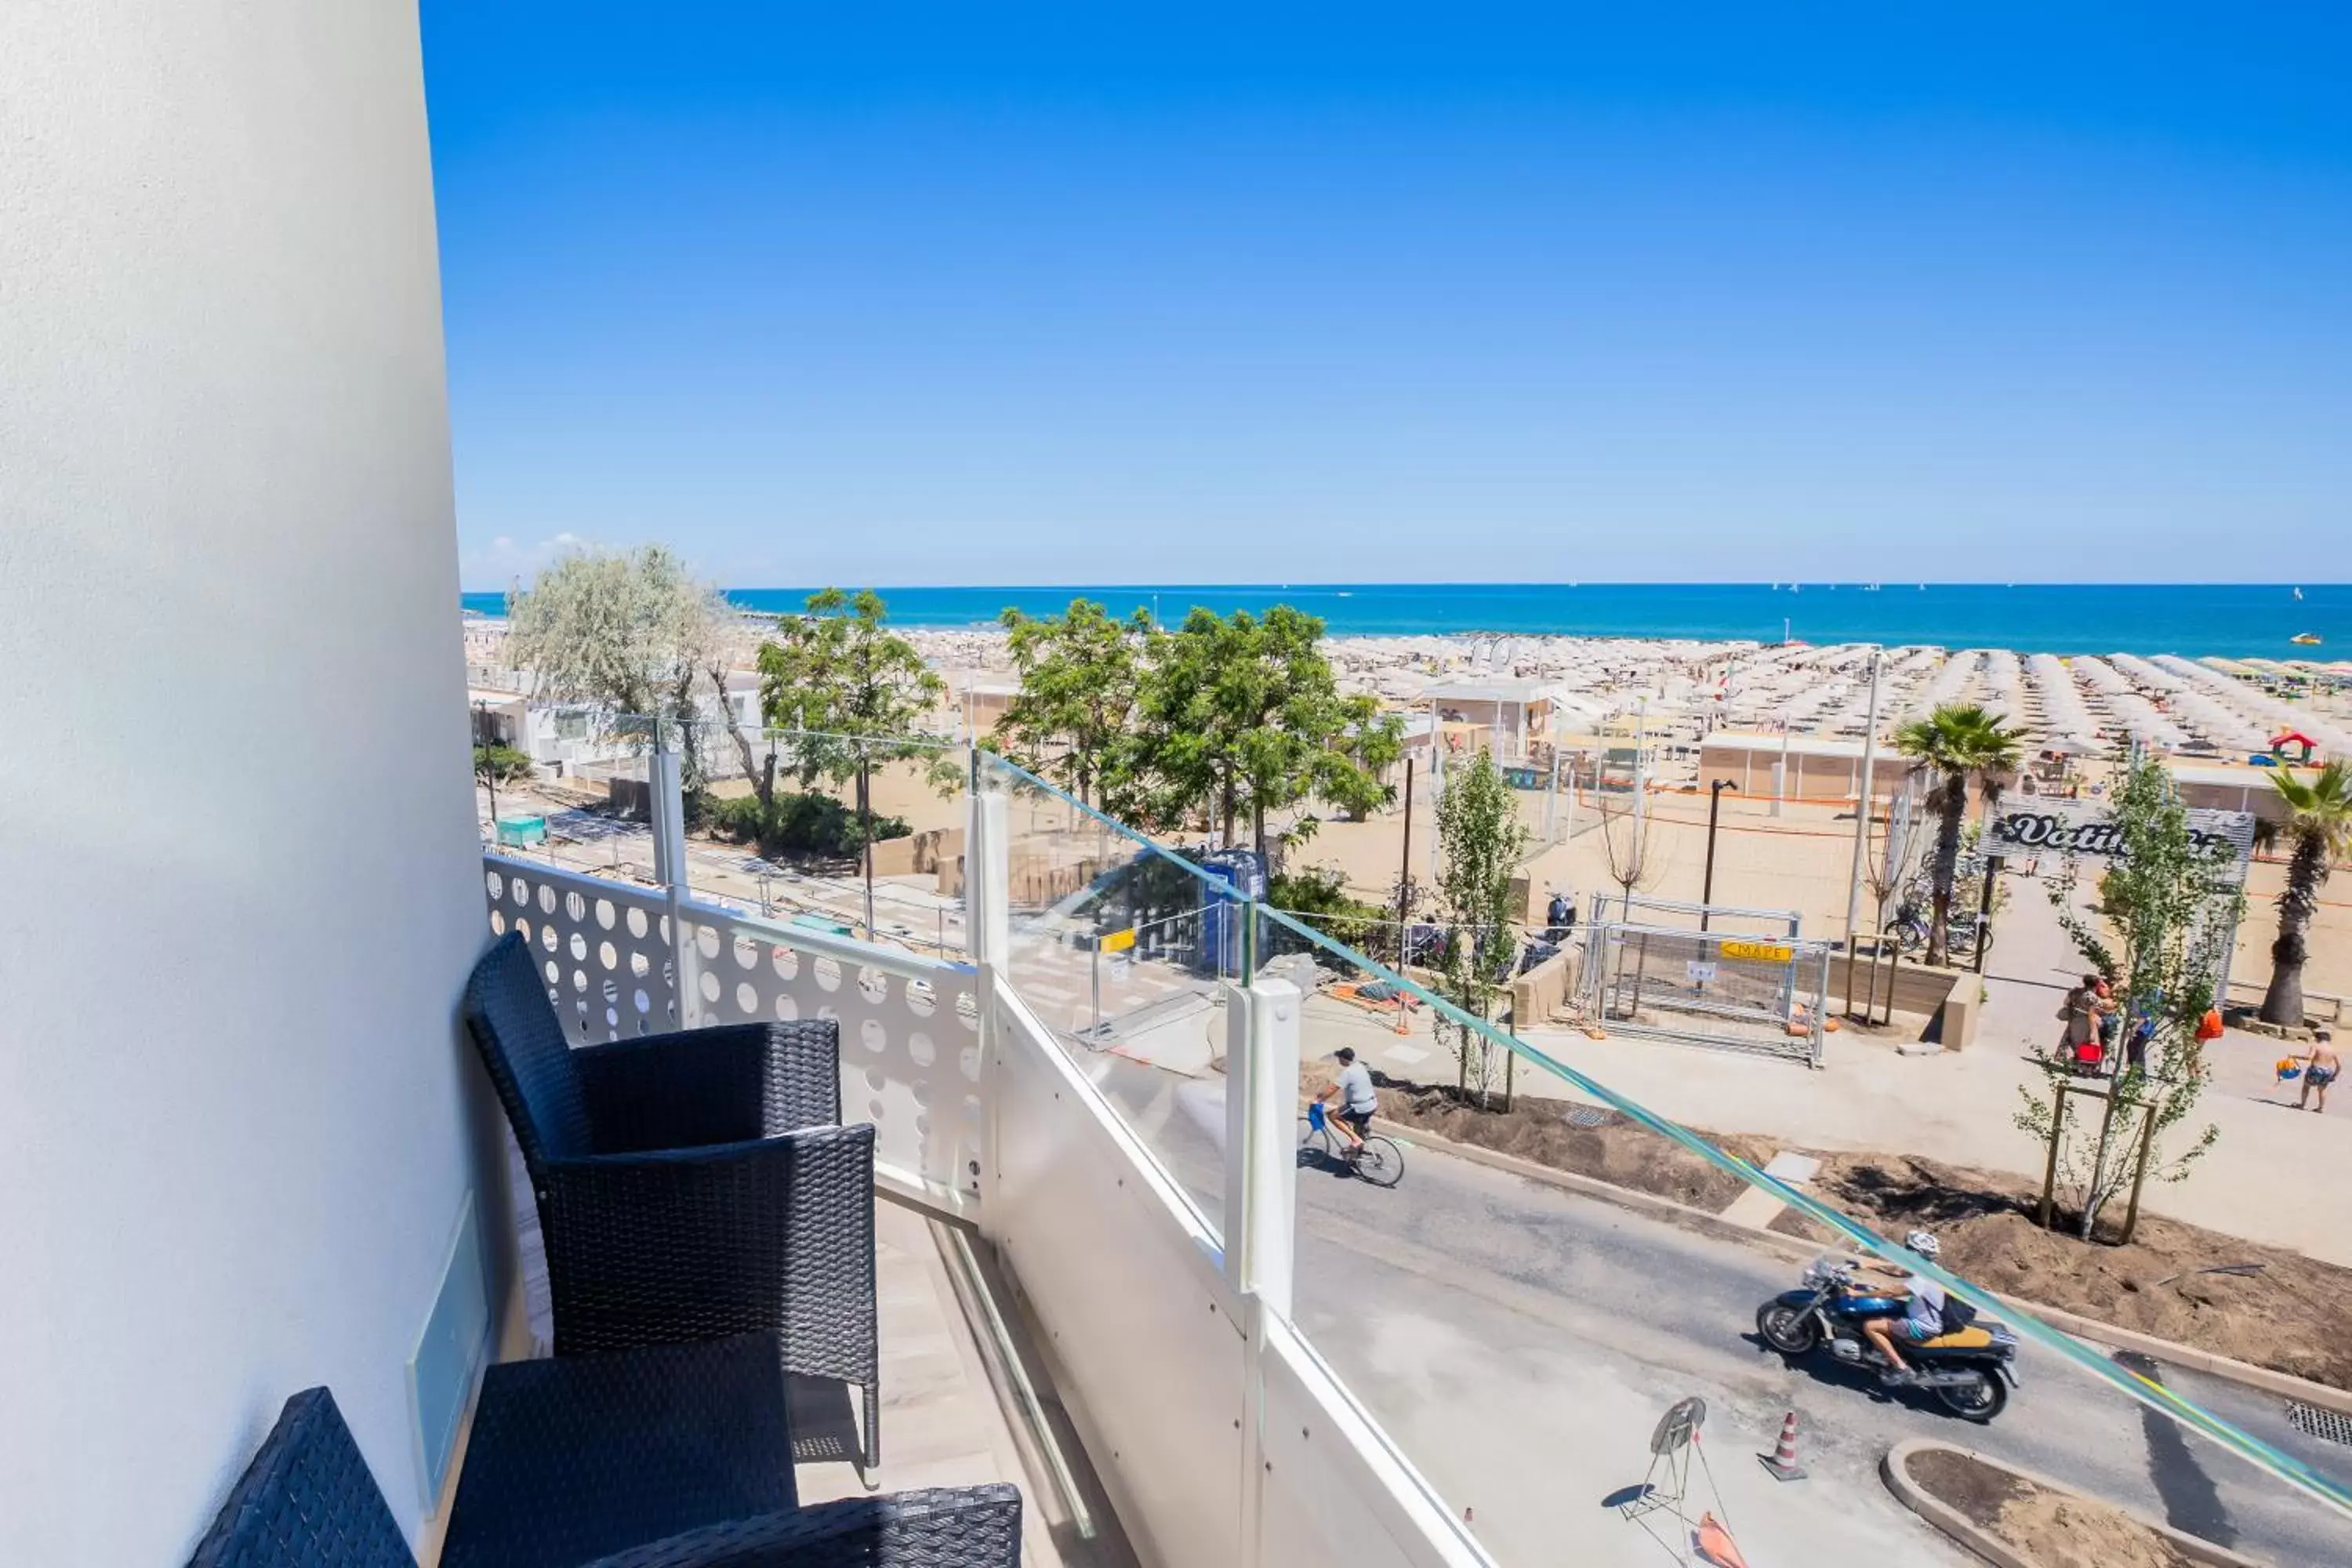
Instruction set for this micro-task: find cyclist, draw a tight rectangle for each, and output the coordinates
[1316,1047,1380,1156]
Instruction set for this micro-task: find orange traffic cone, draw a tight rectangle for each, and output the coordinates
[1759,1409,1806,1481]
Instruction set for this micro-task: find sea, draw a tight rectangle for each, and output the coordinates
[459,583,2348,662]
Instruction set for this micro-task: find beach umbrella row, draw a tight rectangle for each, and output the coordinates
[1979,648,2026,723]
[2027,653,2100,750]
[2155,654,2352,760]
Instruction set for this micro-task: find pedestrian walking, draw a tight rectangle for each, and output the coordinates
[2298,1029,2339,1114]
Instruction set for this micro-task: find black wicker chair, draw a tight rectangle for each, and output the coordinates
[581,1488,1025,1568]
[463,930,880,1474]
[186,1380,1022,1568]
[186,1387,410,1568]
[443,1335,800,1568]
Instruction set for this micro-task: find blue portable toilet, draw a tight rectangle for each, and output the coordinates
[1195,848,1268,976]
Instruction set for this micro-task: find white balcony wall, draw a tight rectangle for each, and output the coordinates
[0,4,490,1560]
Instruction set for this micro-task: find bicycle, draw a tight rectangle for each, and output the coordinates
[1302,1102,1405,1188]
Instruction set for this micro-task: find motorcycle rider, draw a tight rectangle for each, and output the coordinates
[1853,1230,1947,1385]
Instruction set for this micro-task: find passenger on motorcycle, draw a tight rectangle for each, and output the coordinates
[1853,1230,1947,1385]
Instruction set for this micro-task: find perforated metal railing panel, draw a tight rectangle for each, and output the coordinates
[482,855,986,1211]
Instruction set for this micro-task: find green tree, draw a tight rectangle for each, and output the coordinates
[472,743,532,785]
[2014,751,2242,1240]
[753,589,949,935]
[1892,703,2025,966]
[504,545,732,796]
[2256,760,2352,1026]
[1434,753,1529,1107]
[996,598,1151,811]
[1263,866,1386,959]
[1120,605,1402,854]
[754,588,947,787]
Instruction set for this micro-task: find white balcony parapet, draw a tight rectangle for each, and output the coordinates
[481,783,1496,1567]
[964,780,1491,1568]
[481,853,985,1221]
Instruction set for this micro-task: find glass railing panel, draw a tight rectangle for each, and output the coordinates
[1253,903,2352,1566]
[679,722,970,961]
[977,752,1246,1235]
[480,715,971,959]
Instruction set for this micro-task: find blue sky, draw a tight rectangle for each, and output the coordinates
[424,4,2352,590]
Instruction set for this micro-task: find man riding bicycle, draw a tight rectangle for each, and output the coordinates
[1316,1047,1380,1154]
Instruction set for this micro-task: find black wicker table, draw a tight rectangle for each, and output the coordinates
[441,1333,797,1568]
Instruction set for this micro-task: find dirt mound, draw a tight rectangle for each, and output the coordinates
[1907,1446,2027,1526]
[1995,1490,2194,1568]
[1802,1152,2352,1391]
[1900,1448,2192,1568]
[1906,1446,2194,1568]
[1305,1065,1779,1213]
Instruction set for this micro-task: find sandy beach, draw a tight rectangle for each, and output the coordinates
[902,625,2352,998]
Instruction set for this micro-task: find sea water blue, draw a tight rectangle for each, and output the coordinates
[460,583,2348,662]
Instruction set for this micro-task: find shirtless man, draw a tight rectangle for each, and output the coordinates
[2299,1029,2339,1114]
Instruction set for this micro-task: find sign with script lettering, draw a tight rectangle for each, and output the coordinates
[1981,797,2256,869]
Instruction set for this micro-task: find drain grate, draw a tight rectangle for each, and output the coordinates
[1563,1105,1616,1129]
[2287,1402,2352,1448]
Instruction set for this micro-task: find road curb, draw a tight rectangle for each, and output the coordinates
[1384,1116,2352,1417]
[1880,1438,2267,1568]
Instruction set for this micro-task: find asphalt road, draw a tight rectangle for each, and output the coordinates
[1083,1051,2352,1567]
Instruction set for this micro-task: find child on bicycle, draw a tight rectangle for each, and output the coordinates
[1318,1047,1381,1153]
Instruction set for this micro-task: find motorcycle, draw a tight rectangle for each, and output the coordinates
[1755,1258,2020,1422]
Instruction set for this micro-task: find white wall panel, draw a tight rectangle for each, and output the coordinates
[987,991,1247,1568]
[0,4,482,1554]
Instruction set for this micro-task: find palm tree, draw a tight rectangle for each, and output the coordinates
[1893,703,2025,966]
[2257,760,2352,1026]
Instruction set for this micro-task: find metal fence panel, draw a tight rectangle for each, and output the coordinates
[1581,920,1829,1065]
[1587,891,1802,939]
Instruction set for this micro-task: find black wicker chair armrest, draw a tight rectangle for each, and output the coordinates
[536,1123,877,1389]
[579,1486,1023,1568]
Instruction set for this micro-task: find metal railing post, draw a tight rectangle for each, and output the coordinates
[969,786,1011,1223]
[1222,976,1300,1316]
[1225,975,1302,1568]
[967,789,1009,971]
[1813,946,1832,1068]
[649,729,695,1025]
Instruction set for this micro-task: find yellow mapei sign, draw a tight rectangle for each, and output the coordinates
[1099,927,1137,953]
[1719,938,1793,963]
